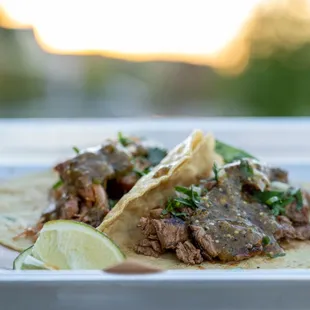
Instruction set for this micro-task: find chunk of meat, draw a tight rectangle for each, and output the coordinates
[49,186,64,201]
[135,239,162,258]
[179,207,195,217]
[176,241,203,265]
[224,159,270,192]
[263,241,286,258]
[190,221,263,262]
[135,218,189,258]
[269,168,288,183]
[295,225,310,240]
[77,179,96,202]
[303,190,310,205]
[59,197,79,219]
[190,225,218,258]
[84,208,108,227]
[276,216,296,239]
[152,218,188,249]
[117,173,139,193]
[199,179,217,191]
[92,184,109,212]
[149,208,169,219]
[71,185,110,227]
[134,157,152,171]
[53,142,133,208]
[28,136,167,242]
[138,217,157,237]
[135,217,164,258]
[286,203,309,225]
[13,225,42,243]
[126,143,149,157]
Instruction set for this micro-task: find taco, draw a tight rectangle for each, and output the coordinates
[98,130,219,246]
[99,136,310,269]
[0,133,168,251]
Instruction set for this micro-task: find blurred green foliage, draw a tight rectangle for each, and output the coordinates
[219,44,310,116]
[0,28,45,103]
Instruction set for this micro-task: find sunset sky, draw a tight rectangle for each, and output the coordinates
[0,1,262,58]
[1,0,309,71]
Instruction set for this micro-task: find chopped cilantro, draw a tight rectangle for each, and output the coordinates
[212,162,220,182]
[161,199,187,219]
[289,188,303,211]
[118,132,132,147]
[52,179,63,190]
[253,187,304,216]
[161,209,169,216]
[134,167,151,177]
[72,146,80,154]
[266,196,281,205]
[162,185,202,219]
[108,199,118,209]
[262,236,270,246]
[172,212,188,218]
[175,185,201,208]
[215,140,256,163]
[240,159,254,178]
[147,147,167,166]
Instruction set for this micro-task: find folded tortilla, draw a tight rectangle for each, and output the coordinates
[0,171,57,252]
[98,130,220,249]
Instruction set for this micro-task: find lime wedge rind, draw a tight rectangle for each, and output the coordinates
[13,246,33,270]
[22,254,52,270]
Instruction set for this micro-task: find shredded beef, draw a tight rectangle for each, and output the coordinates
[117,173,139,192]
[93,184,109,212]
[304,190,310,205]
[190,225,218,259]
[176,241,203,265]
[150,208,168,219]
[136,217,189,258]
[15,135,168,243]
[138,217,157,237]
[152,218,189,249]
[135,239,162,257]
[269,168,289,183]
[285,202,309,225]
[59,197,79,219]
[199,179,217,191]
[43,139,164,226]
[135,218,163,257]
[295,225,310,240]
[276,216,296,239]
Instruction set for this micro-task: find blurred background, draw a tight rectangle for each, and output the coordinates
[1,0,310,118]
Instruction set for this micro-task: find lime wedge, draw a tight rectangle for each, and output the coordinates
[14,246,57,270]
[22,255,52,270]
[28,220,125,270]
[13,246,33,270]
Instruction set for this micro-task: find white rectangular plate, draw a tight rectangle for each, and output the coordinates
[1,117,310,310]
